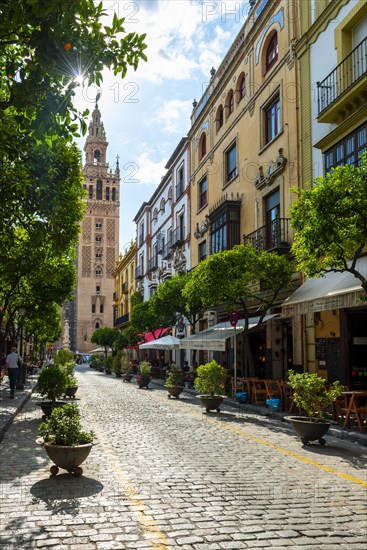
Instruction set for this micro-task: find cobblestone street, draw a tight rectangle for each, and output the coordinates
[0,365,366,550]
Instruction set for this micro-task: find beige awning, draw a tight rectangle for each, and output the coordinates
[282,257,367,316]
[178,314,279,351]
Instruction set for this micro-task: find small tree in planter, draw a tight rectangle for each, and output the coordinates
[286,370,343,446]
[37,403,94,476]
[137,361,151,389]
[62,361,78,398]
[194,360,227,413]
[104,355,113,374]
[112,350,128,378]
[37,364,68,418]
[165,364,184,399]
[121,354,133,382]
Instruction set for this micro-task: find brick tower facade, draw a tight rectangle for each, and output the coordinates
[72,104,120,354]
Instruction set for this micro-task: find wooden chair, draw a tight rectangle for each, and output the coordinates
[280,381,299,413]
[231,377,246,398]
[251,379,268,405]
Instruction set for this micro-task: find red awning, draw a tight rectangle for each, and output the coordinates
[138,327,170,345]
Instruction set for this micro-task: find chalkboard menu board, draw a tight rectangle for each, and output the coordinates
[316,338,327,360]
[326,338,340,382]
[315,338,341,382]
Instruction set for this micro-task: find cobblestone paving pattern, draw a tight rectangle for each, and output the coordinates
[0,365,366,549]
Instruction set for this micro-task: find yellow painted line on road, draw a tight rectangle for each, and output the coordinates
[85,406,169,549]
[169,398,367,489]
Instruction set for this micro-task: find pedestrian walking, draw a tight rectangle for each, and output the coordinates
[5,346,22,399]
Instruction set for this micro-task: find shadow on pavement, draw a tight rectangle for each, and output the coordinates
[30,475,103,513]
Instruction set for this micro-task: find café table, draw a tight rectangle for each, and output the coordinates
[341,391,367,432]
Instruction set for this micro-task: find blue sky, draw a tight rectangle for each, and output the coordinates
[75,0,251,251]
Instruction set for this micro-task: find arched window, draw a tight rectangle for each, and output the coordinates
[95,322,100,329]
[225,90,234,119]
[160,198,165,213]
[100,304,104,313]
[199,133,206,160]
[266,32,278,72]
[216,105,224,132]
[153,208,158,222]
[92,304,96,313]
[96,179,102,200]
[106,187,110,200]
[95,266,102,277]
[96,285,101,294]
[94,149,101,163]
[89,185,93,199]
[237,74,246,102]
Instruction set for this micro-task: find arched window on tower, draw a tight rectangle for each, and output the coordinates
[94,149,101,164]
[95,322,100,329]
[112,188,116,201]
[89,185,93,199]
[106,187,110,200]
[100,304,104,314]
[96,179,102,200]
[92,304,96,313]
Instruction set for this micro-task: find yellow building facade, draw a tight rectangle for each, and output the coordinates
[286,0,367,387]
[113,241,136,330]
[189,0,299,269]
[187,0,300,378]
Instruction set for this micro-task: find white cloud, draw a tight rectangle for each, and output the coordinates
[132,150,167,186]
[151,98,193,134]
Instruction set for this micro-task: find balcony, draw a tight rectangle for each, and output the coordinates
[243,218,291,253]
[135,265,144,279]
[156,233,164,254]
[317,36,367,123]
[148,256,158,272]
[171,226,185,247]
[114,313,130,327]
[162,241,172,260]
[121,282,128,294]
[175,180,184,200]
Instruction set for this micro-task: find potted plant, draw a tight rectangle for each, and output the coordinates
[121,356,133,382]
[136,361,151,389]
[104,355,113,375]
[37,403,94,476]
[164,364,184,398]
[285,370,343,445]
[194,360,227,413]
[62,361,78,398]
[112,351,122,378]
[36,364,68,419]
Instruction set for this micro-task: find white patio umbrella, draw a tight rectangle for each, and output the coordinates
[139,335,180,350]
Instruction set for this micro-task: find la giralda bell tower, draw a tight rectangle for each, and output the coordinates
[72,103,120,354]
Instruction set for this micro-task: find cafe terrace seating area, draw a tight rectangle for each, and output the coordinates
[228,377,367,432]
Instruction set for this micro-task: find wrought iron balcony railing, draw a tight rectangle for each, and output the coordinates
[148,256,158,272]
[317,36,367,114]
[162,241,172,260]
[243,218,291,252]
[135,265,144,279]
[114,313,130,327]
[171,226,185,247]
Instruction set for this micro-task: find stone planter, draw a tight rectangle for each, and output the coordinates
[36,401,66,420]
[123,373,133,382]
[137,374,150,389]
[64,386,78,399]
[37,439,93,476]
[197,395,225,413]
[285,416,331,446]
[165,385,184,399]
